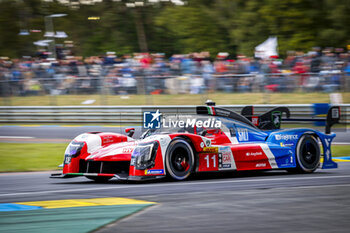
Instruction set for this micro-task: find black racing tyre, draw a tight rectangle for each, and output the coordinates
[165,139,195,180]
[86,176,112,183]
[294,135,321,173]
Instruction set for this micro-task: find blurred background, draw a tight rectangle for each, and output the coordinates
[0,0,349,106]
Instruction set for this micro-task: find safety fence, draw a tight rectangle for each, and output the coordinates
[0,104,348,124]
[1,72,349,98]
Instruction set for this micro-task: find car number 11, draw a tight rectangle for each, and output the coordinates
[204,154,216,168]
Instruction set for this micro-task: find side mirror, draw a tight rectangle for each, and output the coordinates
[125,128,135,138]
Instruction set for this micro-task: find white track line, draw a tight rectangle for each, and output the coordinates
[1,174,350,197]
[333,142,350,145]
[0,136,34,139]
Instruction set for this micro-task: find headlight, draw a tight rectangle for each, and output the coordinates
[131,141,159,170]
[63,141,84,164]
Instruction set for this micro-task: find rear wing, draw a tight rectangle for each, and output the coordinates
[241,105,341,134]
[241,106,290,130]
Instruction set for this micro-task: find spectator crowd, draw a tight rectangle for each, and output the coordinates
[1,47,350,97]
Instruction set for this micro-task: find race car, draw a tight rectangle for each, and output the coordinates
[51,103,340,182]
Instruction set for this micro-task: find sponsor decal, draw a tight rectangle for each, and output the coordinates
[272,111,281,128]
[332,108,339,118]
[252,116,259,126]
[215,108,231,117]
[64,155,71,164]
[246,151,262,156]
[280,142,294,147]
[122,147,134,153]
[219,146,231,153]
[205,140,211,147]
[274,134,298,141]
[256,163,266,167]
[102,135,115,144]
[145,169,164,175]
[203,147,218,153]
[325,149,330,159]
[218,146,232,169]
[200,142,204,148]
[237,128,249,141]
[324,138,333,160]
[325,138,330,147]
[222,154,231,163]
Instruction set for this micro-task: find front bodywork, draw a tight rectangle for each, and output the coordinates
[52,132,212,180]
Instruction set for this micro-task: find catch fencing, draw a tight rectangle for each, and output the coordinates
[1,72,349,98]
[0,104,348,124]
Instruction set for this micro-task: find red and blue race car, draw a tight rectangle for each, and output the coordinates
[51,103,340,181]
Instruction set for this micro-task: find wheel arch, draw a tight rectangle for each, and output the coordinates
[303,132,321,144]
[172,135,198,153]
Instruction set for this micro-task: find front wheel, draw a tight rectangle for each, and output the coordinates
[293,135,321,173]
[165,139,195,180]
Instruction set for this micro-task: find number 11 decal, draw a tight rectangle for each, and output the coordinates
[204,155,216,168]
[198,154,218,172]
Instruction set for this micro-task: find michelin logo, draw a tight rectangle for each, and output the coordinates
[275,134,298,141]
[145,169,164,175]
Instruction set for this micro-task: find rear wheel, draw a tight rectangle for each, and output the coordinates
[293,135,320,173]
[165,139,195,180]
[86,176,112,183]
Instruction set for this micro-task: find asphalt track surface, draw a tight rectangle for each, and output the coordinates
[1,125,350,232]
[1,163,350,233]
[0,125,349,143]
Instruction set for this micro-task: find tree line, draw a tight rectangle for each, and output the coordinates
[0,0,349,58]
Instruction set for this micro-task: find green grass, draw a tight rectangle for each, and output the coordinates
[0,143,67,172]
[332,145,350,157]
[0,143,349,172]
[1,92,349,106]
